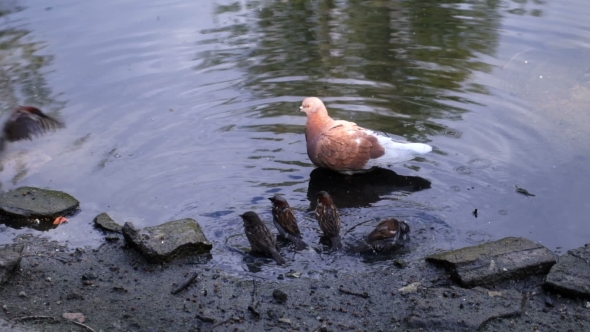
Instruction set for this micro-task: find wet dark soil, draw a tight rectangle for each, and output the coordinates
[0,234,589,332]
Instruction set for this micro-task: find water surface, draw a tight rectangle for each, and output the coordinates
[0,0,589,276]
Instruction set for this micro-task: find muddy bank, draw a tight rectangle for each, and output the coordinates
[0,233,589,332]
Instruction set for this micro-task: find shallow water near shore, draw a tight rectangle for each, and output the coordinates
[0,0,589,276]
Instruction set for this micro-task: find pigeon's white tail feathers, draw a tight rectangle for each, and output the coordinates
[401,142,432,154]
[365,134,432,168]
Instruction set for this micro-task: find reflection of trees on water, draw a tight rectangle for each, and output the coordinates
[0,3,64,115]
[201,0,512,138]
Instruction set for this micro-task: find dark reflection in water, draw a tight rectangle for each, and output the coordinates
[0,217,58,232]
[307,167,431,209]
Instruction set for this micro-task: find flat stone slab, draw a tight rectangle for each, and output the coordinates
[123,218,212,262]
[93,212,123,233]
[426,237,556,287]
[0,243,25,285]
[545,243,590,298]
[406,286,522,331]
[0,187,79,219]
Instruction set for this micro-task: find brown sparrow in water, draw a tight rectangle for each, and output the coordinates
[0,106,65,152]
[269,195,308,250]
[365,218,410,252]
[240,211,286,265]
[315,191,342,250]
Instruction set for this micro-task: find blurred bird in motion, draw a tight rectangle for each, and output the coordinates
[365,218,410,252]
[0,106,65,153]
[350,217,410,254]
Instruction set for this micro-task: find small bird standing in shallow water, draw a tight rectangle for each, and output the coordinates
[0,106,65,152]
[240,211,286,265]
[300,97,432,174]
[365,218,410,252]
[315,191,342,250]
[269,195,308,250]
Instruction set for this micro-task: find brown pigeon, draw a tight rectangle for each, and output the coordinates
[300,97,431,174]
[0,106,65,152]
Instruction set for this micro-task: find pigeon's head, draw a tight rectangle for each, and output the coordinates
[299,97,326,116]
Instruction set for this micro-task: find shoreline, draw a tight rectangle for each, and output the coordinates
[1,232,588,332]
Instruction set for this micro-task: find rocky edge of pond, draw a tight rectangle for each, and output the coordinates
[0,187,589,331]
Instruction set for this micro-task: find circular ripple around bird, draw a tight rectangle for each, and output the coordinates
[467,158,491,169]
[443,129,462,138]
[454,166,473,175]
[464,230,493,245]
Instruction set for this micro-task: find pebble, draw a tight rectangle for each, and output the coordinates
[398,282,421,294]
[63,312,85,323]
[82,272,98,280]
[272,289,288,303]
[278,317,291,324]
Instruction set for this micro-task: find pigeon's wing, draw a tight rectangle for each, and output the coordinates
[314,122,384,171]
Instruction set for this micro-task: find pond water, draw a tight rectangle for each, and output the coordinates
[0,0,589,277]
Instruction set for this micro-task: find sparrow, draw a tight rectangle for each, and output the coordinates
[240,211,286,265]
[365,218,410,252]
[315,191,342,250]
[0,106,65,152]
[268,194,308,250]
[300,97,431,174]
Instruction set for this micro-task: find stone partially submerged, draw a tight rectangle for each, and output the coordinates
[93,212,123,233]
[545,243,590,298]
[123,218,212,262]
[0,187,79,219]
[407,286,522,331]
[426,237,556,287]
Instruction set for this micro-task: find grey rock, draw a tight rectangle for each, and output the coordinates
[545,243,590,298]
[123,219,212,262]
[94,212,123,233]
[0,243,25,285]
[426,237,556,287]
[0,187,79,219]
[406,286,522,331]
